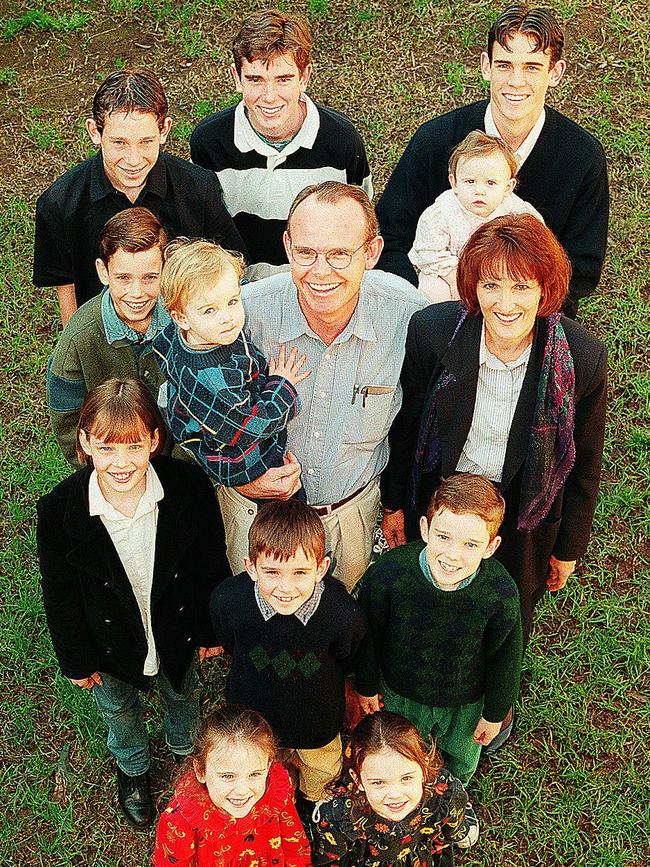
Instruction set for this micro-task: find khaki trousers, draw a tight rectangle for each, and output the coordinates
[288,734,343,801]
[217,479,380,591]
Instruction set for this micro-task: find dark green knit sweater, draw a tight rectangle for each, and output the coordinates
[357,542,522,722]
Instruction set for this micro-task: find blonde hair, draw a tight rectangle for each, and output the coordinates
[448,130,518,181]
[160,238,245,313]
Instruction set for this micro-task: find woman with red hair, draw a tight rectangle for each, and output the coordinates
[380,214,606,747]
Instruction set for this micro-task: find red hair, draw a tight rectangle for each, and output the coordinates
[457,214,571,317]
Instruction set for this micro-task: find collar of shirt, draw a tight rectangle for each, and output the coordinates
[88,464,164,521]
[484,103,546,168]
[276,279,378,345]
[101,289,170,345]
[254,578,325,624]
[480,323,532,370]
[234,94,320,158]
[89,150,168,203]
[418,546,478,591]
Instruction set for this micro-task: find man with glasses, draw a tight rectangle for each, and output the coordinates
[216,181,425,589]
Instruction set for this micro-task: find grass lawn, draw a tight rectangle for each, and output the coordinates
[0,0,648,864]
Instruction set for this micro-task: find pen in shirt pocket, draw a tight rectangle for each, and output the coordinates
[351,385,395,408]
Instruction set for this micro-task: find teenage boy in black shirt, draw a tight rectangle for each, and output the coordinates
[34,68,246,325]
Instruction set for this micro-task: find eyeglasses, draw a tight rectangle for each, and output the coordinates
[288,239,374,269]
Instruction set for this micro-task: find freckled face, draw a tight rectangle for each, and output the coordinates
[358,748,424,821]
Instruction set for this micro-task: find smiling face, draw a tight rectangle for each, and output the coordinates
[357,748,425,822]
[450,151,516,218]
[476,271,542,358]
[79,428,158,506]
[170,269,245,349]
[283,195,383,336]
[86,110,171,200]
[481,33,565,135]
[245,547,330,615]
[232,54,311,141]
[420,508,500,590]
[96,245,163,334]
[195,741,270,818]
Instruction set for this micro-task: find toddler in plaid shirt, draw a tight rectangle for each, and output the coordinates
[154,238,309,488]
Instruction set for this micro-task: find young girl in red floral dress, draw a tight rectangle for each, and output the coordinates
[153,705,311,866]
[311,712,477,866]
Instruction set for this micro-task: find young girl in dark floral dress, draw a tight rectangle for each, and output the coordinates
[311,712,477,866]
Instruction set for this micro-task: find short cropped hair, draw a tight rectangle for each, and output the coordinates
[457,214,571,317]
[287,181,379,240]
[92,68,169,134]
[233,9,312,74]
[98,208,168,267]
[488,5,565,67]
[448,130,518,180]
[76,378,165,464]
[160,238,245,313]
[248,500,326,564]
[426,474,506,541]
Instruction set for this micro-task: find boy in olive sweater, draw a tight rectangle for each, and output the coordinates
[359,474,522,783]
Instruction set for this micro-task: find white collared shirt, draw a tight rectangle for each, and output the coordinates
[89,466,164,675]
[484,103,546,167]
[456,326,531,482]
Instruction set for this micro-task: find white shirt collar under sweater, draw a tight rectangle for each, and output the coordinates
[484,103,546,167]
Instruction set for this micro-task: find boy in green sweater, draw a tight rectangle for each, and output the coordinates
[359,473,522,783]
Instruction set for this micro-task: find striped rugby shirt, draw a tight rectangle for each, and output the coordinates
[190,94,372,280]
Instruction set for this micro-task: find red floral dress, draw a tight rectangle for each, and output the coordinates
[153,762,311,866]
[311,770,469,867]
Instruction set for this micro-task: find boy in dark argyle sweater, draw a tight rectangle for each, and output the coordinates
[153,238,309,489]
[358,474,522,783]
[209,500,380,807]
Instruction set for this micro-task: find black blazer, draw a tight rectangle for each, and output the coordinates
[381,304,606,626]
[37,456,229,692]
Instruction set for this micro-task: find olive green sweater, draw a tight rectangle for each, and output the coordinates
[358,542,522,722]
[46,292,166,464]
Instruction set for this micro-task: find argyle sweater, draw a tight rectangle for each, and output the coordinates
[358,543,522,722]
[210,574,380,748]
[153,323,300,486]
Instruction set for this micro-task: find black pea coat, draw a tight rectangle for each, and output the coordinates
[381,303,607,642]
[37,456,230,693]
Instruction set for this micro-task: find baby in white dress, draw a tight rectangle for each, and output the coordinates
[409,131,544,303]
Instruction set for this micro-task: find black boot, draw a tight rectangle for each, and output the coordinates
[116,767,153,828]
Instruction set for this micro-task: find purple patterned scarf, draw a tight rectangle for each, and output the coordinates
[410,309,576,531]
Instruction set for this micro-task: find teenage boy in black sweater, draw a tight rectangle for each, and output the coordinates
[209,500,379,807]
[376,4,608,318]
[358,474,522,785]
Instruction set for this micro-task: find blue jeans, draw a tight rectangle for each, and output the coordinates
[92,664,200,776]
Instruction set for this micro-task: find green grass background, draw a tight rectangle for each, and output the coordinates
[0,0,648,864]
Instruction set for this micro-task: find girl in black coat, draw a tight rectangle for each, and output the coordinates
[38,379,229,827]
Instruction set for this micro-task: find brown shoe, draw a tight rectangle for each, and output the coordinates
[116,767,153,828]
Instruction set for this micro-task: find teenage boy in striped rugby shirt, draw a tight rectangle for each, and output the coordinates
[190,9,372,281]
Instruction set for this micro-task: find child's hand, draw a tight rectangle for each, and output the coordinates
[69,672,103,690]
[358,694,382,715]
[269,345,311,387]
[198,646,224,661]
[473,717,502,746]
